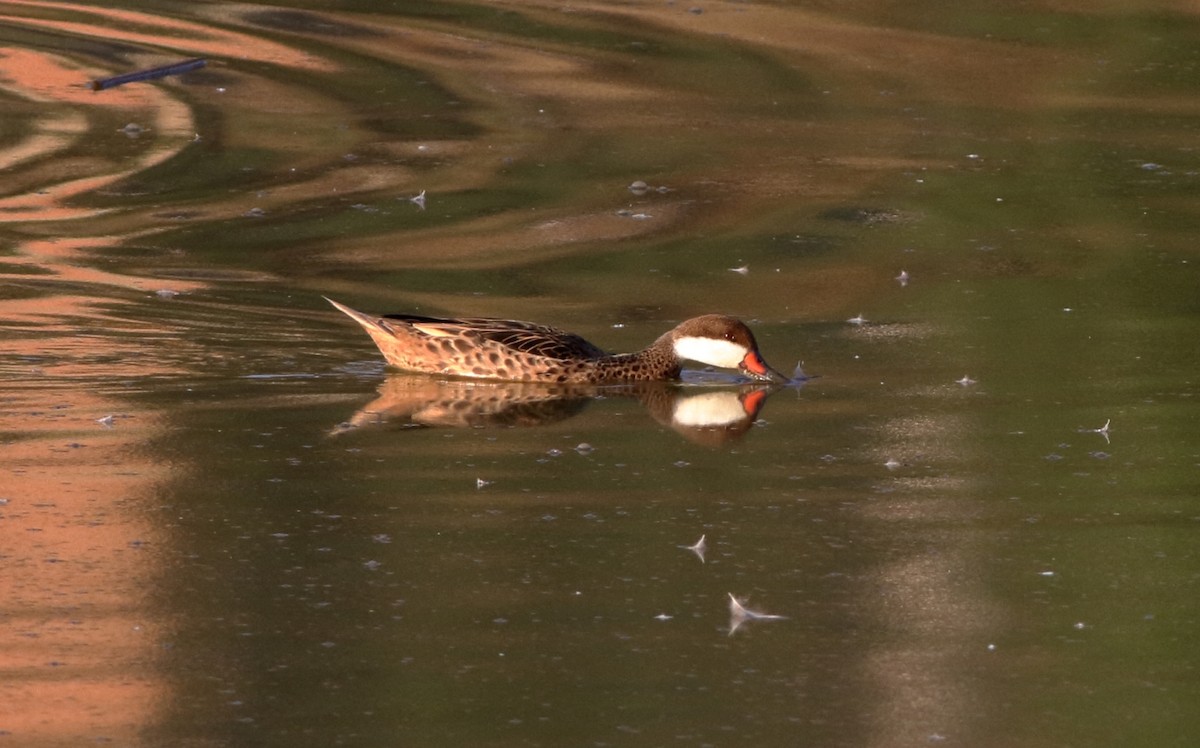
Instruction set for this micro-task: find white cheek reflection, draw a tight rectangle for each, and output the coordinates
[671,391,746,427]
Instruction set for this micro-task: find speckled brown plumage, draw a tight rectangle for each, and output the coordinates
[325,297,785,384]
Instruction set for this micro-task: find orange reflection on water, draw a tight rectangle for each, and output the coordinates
[0,387,169,744]
[2,0,338,73]
[0,46,198,222]
[0,238,205,301]
[0,47,139,106]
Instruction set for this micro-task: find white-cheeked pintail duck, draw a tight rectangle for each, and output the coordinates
[326,297,788,384]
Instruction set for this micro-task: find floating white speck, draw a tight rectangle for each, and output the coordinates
[896,270,909,286]
[654,613,673,621]
[728,265,749,275]
[679,534,706,563]
[847,313,867,325]
[728,592,787,635]
[884,457,901,470]
[1083,419,1111,434]
[1079,418,1111,444]
[475,478,492,489]
[956,375,976,386]
[96,415,115,427]
[409,190,427,209]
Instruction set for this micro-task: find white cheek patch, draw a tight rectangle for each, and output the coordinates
[673,336,746,369]
[672,391,747,427]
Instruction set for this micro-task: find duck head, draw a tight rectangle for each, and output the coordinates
[669,315,789,383]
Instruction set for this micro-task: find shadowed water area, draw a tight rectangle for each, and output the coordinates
[1,1,1198,745]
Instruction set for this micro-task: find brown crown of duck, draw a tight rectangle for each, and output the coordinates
[325,297,788,384]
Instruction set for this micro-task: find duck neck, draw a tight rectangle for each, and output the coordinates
[593,336,681,381]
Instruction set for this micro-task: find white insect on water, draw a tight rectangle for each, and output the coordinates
[1078,418,1112,444]
[727,592,787,635]
[678,534,707,563]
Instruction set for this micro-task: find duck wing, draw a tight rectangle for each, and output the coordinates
[383,315,609,360]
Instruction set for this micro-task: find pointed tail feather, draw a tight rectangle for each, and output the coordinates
[324,296,391,334]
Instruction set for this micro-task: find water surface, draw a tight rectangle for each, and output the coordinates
[1,1,1198,745]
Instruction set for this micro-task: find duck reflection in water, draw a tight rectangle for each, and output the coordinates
[331,374,788,446]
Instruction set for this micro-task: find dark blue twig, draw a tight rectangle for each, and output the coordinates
[91,58,207,91]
